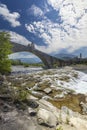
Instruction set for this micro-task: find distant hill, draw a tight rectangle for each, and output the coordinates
[54,53,78,60]
[10,58,42,64]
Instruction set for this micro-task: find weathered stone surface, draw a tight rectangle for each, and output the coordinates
[69,116,87,130]
[26,99,39,108]
[38,99,60,118]
[2,104,12,112]
[37,108,58,127]
[61,106,73,116]
[28,107,37,116]
[44,87,52,94]
[26,94,38,101]
[54,93,65,99]
[42,95,52,100]
[31,91,43,98]
[80,102,87,114]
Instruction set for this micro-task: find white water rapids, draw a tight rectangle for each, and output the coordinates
[57,70,87,94]
[11,66,87,94]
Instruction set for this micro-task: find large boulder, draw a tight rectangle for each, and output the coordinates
[37,108,58,127]
[37,99,60,118]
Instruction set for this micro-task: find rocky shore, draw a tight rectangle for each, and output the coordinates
[0,66,87,130]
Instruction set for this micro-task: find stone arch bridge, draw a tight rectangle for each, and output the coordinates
[11,42,70,68]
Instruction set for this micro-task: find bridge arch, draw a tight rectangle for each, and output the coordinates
[11,42,64,68]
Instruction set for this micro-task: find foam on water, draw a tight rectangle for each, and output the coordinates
[58,71,87,94]
[11,66,87,94]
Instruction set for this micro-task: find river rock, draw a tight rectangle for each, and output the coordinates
[38,99,60,118]
[43,87,52,94]
[80,102,87,114]
[26,94,38,101]
[26,99,39,108]
[37,108,58,127]
[28,107,37,116]
[31,91,43,98]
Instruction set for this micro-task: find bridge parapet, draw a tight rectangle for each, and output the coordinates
[28,42,35,51]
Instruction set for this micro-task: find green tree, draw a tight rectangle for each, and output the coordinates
[0,32,12,74]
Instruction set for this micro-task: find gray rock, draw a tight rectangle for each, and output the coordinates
[54,93,64,99]
[31,91,43,98]
[38,99,59,117]
[80,102,87,114]
[2,104,12,112]
[27,99,39,108]
[42,95,52,100]
[28,107,37,116]
[26,94,38,101]
[37,108,58,127]
[43,88,52,94]
[61,106,73,116]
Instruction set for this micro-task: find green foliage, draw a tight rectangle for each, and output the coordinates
[0,32,12,74]
[11,59,44,67]
[59,112,62,123]
[53,63,58,68]
[66,110,70,124]
[11,59,22,65]
[23,63,30,67]
[16,90,28,101]
[56,126,63,130]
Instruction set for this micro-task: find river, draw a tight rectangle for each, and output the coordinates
[11,66,43,75]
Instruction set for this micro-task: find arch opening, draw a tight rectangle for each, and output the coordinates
[9,52,42,64]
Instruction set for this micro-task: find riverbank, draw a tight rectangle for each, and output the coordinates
[0,66,87,130]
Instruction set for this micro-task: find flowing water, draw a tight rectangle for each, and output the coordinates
[11,65,43,75]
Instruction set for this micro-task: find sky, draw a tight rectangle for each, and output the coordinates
[0,0,87,58]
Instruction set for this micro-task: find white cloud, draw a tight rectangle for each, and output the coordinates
[25,0,87,54]
[25,19,66,53]
[0,3,21,27]
[47,0,63,11]
[9,31,31,46]
[29,4,44,17]
[25,24,35,33]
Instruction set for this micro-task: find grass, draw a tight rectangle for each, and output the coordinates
[59,111,62,124]
[65,110,70,124]
[56,126,63,130]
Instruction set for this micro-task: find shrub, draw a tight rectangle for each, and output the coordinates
[0,32,12,74]
[56,126,63,130]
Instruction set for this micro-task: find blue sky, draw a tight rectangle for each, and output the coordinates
[0,0,87,58]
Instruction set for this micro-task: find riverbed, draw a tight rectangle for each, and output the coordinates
[11,65,87,95]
